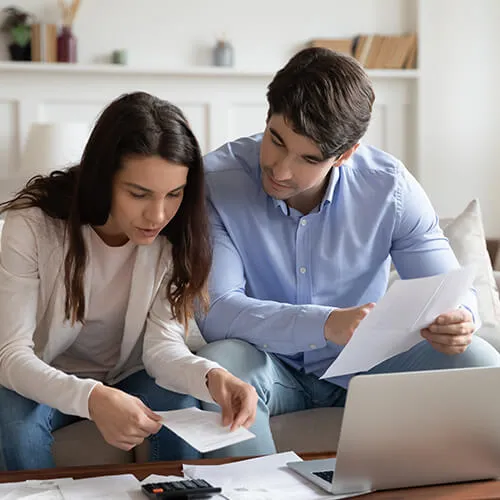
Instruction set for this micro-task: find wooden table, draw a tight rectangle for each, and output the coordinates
[1,451,500,499]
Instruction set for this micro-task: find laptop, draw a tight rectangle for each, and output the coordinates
[287,366,500,498]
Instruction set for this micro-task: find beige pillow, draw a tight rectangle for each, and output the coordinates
[441,199,500,350]
[388,199,500,351]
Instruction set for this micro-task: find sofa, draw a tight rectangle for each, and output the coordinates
[3,199,500,466]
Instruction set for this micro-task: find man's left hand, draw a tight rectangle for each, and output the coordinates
[421,308,475,355]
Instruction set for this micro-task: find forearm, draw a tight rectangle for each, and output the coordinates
[201,292,333,354]
[0,347,100,418]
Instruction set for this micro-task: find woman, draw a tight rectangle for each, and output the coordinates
[0,91,257,471]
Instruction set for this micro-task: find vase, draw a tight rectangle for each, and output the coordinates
[213,39,234,67]
[57,26,77,63]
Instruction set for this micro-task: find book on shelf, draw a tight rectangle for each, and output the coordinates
[31,23,58,63]
[308,34,418,70]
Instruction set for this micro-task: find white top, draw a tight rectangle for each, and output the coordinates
[53,229,137,380]
[0,207,222,419]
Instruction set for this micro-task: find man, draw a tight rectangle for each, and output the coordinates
[196,47,500,457]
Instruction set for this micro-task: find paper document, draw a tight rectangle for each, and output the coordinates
[158,407,255,453]
[57,474,143,500]
[0,479,72,500]
[184,451,336,499]
[321,266,476,379]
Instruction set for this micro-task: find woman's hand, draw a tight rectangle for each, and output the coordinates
[206,368,258,431]
[88,384,162,451]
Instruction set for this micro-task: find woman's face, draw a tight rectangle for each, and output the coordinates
[94,155,189,246]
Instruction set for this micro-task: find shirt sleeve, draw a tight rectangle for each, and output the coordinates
[197,202,332,354]
[0,210,100,419]
[390,166,479,325]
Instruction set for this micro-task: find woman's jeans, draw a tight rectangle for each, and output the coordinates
[0,370,201,471]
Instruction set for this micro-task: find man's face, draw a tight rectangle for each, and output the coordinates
[96,155,188,246]
[259,114,341,209]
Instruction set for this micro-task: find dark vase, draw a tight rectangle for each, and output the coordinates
[57,26,77,63]
[8,42,31,61]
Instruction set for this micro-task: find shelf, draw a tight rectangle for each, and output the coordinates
[0,61,274,78]
[366,69,419,79]
[0,61,419,79]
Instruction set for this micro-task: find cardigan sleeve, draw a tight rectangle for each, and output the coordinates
[0,209,100,419]
[142,273,224,403]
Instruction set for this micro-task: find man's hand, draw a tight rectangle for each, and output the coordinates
[206,368,258,431]
[324,303,375,345]
[88,385,162,451]
[421,308,475,355]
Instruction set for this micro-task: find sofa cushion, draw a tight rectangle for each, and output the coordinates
[52,420,133,466]
[270,407,344,453]
[441,199,500,350]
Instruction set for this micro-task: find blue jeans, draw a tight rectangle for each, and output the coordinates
[0,370,200,471]
[197,336,500,458]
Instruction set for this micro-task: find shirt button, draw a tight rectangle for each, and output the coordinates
[309,344,317,349]
[299,267,307,274]
[263,344,268,348]
[300,219,307,226]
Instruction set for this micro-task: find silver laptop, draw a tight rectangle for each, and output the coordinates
[287,366,500,498]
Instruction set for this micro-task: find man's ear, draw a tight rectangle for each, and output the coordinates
[333,143,360,166]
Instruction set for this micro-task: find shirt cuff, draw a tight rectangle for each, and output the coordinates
[292,305,334,351]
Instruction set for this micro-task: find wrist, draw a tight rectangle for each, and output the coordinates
[87,383,105,420]
[206,368,226,388]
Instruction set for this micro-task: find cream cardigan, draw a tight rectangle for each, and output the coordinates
[0,207,221,419]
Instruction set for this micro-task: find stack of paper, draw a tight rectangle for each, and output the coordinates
[184,451,334,499]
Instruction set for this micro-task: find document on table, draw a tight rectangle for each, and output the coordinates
[183,451,340,499]
[0,479,73,500]
[157,407,255,453]
[57,474,143,500]
[321,266,476,379]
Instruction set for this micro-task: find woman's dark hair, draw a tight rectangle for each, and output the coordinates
[267,47,375,159]
[0,91,211,329]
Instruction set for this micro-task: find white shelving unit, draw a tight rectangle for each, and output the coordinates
[0,61,419,80]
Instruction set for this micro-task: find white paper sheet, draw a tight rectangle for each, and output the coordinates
[140,474,184,484]
[0,479,72,500]
[183,451,342,499]
[57,474,143,500]
[157,407,256,453]
[321,266,476,379]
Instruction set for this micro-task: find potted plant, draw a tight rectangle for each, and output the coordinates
[0,6,34,61]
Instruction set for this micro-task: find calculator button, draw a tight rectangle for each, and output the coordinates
[181,480,198,489]
[193,479,210,487]
[169,481,186,490]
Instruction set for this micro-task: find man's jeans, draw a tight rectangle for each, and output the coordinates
[0,370,200,471]
[197,336,500,458]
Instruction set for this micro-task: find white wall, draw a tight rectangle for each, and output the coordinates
[0,0,416,69]
[1,0,499,236]
[418,0,500,236]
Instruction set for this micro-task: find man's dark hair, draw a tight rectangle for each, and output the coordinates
[267,47,375,159]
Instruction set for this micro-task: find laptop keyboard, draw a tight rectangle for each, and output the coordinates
[313,470,334,482]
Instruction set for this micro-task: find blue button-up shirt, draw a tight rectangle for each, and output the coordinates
[199,134,477,383]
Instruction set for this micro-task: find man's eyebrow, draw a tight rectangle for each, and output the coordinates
[269,127,284,143]
[269,127,323,163]
[302,153,324,163]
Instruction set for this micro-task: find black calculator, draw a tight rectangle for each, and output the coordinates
[141,478,222,499]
